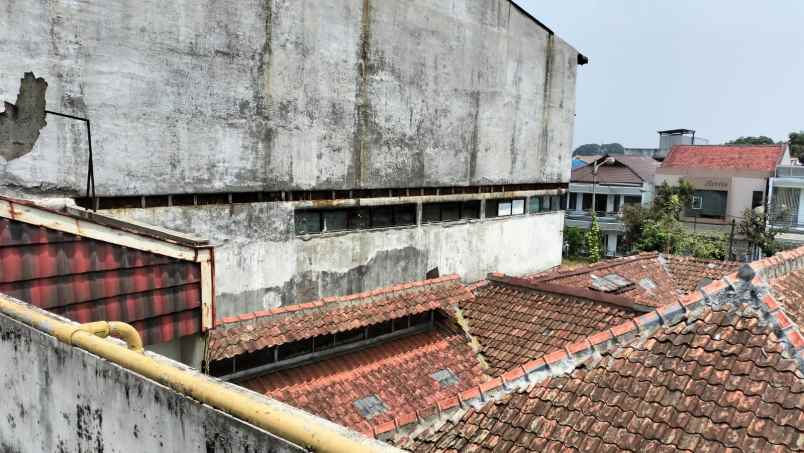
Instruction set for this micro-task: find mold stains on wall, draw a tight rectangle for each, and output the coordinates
[75,403,104,453]
[351,0,373,188]
[0,73,47,161]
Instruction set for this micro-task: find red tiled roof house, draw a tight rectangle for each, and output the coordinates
[656,144,790,241]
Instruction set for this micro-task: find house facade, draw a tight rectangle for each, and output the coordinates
[565,155,659,256]
[655,144,789,255]
[768,163,804,245]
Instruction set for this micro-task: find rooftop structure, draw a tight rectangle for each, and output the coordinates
[2,0,585,319]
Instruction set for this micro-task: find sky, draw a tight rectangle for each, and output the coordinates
[517,1,804,149]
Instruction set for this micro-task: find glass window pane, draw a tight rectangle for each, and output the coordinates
[441,203,461,221]
[512,199,525,215]
[461,201,480,219]
[551,196,561,211]
[348,208,371,229]
[323,210,347,232]
[486,200,499,218]
[394,204,416,225]
[422,203,441,223]
[497,201,512,216]
[295,211,321,234]
[541,196,550,212]
[371,206,394,228]
[528,196,540,213]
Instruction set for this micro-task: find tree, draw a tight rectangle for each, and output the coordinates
[622,180,727,259]
[586,215,602,263]
[789,131,804,160]
[563,226,585,257]
[739,208,779,258]
[726,136,775,145]
[572,143,625,156]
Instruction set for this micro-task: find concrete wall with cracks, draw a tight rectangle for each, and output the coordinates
[0,309,309,453]
[106,203,564,318]
[0,0,578,197]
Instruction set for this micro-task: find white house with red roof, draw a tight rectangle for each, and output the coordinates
[656,144,790,255]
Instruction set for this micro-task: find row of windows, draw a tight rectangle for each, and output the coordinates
[295,196,565,235]
[568,193,642,213]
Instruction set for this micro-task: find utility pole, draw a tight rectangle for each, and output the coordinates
[728,219,736,260]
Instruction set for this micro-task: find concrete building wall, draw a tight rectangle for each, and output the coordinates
[1,0,578,196]
[0,308,311,453]
[106,203,564,317]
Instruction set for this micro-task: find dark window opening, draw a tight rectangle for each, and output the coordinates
[685,190,727,219]
[277,338,314,361]
[426,267,440,279]
[752,191,764,209]
[569,193,578,210]
[334,328,366,346]
[367,320,393,337]
[295,204,417,235]
[594,194,607,214]
[422,200,481,223]
[582,194,593,210]
[623,195,641,207]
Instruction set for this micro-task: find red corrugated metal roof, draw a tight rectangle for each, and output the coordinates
[0,216,203,345]
[662,144,785,172]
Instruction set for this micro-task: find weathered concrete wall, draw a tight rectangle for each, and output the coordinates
[0,0,578,196]
[0,308,310,453]
[107,203,564,317]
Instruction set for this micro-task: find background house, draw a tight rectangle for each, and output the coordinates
[769,163,804,246]
[565,155,659,256]
[655,143,790,256]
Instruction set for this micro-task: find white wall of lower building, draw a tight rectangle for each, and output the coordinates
[105,202,564,318]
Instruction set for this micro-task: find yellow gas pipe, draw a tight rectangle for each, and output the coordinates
[0,295,396,453]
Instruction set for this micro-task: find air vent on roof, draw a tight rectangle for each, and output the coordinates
[431,368,459,387]
[590,273,635,293]
[354,395,388,419]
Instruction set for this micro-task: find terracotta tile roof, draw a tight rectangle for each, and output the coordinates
[661,144,786,173]
[528,253,740,308]
[663,254,742,294]
[528,253,679,308]
[240,325,487,434]
[0,213,205,346]
[770,268,804,326]
[405,271,804,452]
[207,275,473,361]
[572,155,660,185]
[460,274,650,377]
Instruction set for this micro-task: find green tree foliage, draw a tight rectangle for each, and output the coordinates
[726,136,775,145]
[586,215,602,263]
[739,208,779,257]
[563,226,586,257]
[623,180,727,259]
[789,131,804,160]
[572,143,625,156]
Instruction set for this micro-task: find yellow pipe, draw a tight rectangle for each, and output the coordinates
[70,321,144,352]
[0,296,395,453]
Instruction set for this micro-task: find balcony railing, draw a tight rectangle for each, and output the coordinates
[776,165,804,178]
[565,210,624,222]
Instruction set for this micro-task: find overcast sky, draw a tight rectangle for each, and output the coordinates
[517,1,804,149]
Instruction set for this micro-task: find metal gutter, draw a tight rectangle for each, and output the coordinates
[0,295,399,453]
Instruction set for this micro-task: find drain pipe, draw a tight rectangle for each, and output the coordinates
[0,295,397,453]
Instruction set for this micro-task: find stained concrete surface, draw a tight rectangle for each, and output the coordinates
[0,307,310,453]
[0,0,578,196]
[108,203,564,318]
